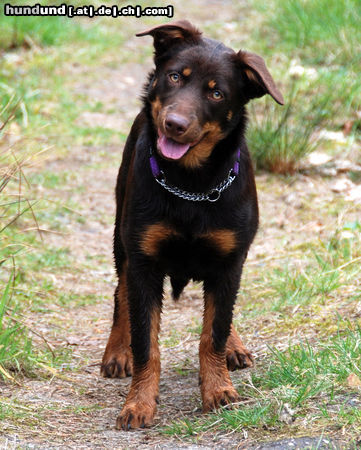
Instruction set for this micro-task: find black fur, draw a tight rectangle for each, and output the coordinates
[101,20,283,429]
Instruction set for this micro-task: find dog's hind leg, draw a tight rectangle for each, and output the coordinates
[101,269,133,378]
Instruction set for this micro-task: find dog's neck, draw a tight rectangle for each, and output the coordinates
[149,111,248,194]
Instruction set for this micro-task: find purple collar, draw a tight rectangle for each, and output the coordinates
[149,147,241,202]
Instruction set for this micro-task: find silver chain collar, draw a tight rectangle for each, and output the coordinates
[154,168,237,202]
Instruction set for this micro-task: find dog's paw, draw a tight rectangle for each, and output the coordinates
[226,346,253,371]
[226,326,253,371]
[116,401,157,430]
[202,384,240,412]
[100,345,133,378]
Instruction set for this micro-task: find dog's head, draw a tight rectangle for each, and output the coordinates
[137,20,284,169]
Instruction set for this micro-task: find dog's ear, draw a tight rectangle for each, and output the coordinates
[234,51,284,105]
[136,20,202,58]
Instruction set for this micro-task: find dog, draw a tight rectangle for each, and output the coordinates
[100,20,283,430]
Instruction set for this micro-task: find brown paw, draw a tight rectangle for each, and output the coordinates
[100,345,133,378]
[116,401,156,430]
[226,325,253,371]
[202,384,240,412]
[226,346,253,371]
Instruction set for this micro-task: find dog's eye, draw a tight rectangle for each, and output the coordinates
[210,90,224,101]
[169,73,180,83]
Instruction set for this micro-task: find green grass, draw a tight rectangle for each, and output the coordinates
[1,15,87,49]
[163,324,361,439]
[239,221,361,323]
[259,327,361,404]
[0,274,24,380]
[248,65,361,172]
[0,397,102,429]
[0,0,111,50]
[161,329,183,348]
[164,403,277,437]
[248,0,361,173]
[24,247,71,269]
[0,272,73,380]
[247,83,329,173]
[0,82,78,382]
[29,171,69,189]
[254,0,361,66]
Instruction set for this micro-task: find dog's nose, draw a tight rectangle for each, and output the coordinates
[165,113,190,136]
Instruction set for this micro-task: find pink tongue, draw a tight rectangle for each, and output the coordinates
[157,134,190,160]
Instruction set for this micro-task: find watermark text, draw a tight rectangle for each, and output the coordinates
[4,3,174,18]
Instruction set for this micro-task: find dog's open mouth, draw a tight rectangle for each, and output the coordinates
[157,130,202,160]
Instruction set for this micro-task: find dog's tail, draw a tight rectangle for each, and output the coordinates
[170,276,189,301]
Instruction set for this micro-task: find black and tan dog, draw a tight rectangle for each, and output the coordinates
[101,20,283,430]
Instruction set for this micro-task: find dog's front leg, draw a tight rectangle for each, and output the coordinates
[200,266,242,412]
[116,263,163,430]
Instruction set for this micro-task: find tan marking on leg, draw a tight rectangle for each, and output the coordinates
[201,229,237,255]
[208,80,216,89]
[182,67,192,76]
[116,307,161,429]
[140,223,179,257]
[226,324,253,371]
[180,122,224,169]
[227,110,233,121]
[152,78,158,88]
[101,270,133,378]
[199,295,239,412]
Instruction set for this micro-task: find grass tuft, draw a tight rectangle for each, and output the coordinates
[249,0,361,173]
[247,82,330,173]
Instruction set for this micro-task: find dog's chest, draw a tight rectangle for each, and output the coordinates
[139,223,237,277]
